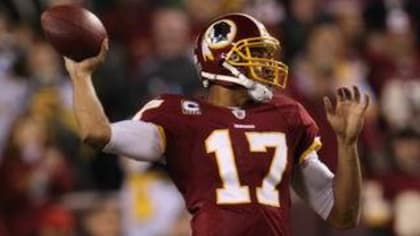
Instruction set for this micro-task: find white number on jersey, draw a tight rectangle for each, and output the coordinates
[205,129,288,206]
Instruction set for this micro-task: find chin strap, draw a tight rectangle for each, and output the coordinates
[201,62,273,102]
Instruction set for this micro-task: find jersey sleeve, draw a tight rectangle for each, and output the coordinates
[292,151,334,220]
[133,96,185,154]
[103,96,181,163]
[294,103,322,165]
[103,120,163,162]
[133,98,168,152]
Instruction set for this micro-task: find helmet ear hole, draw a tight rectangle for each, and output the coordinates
[230,53,240,62]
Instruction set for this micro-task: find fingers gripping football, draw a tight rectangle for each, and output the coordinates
[64,38,109,79]
[323,86,370,144]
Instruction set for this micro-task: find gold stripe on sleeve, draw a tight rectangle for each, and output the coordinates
[298,137,322,164]
[156,125,167,152]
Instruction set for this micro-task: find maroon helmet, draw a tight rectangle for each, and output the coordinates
[194,13,288,101]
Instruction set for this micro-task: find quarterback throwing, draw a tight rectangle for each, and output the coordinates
[64,13,369,236]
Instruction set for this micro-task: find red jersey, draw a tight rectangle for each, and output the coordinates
[137,93,321,236]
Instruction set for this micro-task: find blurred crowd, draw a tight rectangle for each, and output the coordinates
[0,0,419,235]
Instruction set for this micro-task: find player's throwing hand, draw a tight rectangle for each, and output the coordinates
[64,38,109,79]
[323,86,370,145]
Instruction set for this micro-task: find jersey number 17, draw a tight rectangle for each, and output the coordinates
[205,129,287,207]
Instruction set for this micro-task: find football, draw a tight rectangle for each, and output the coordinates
[41,5,107,62]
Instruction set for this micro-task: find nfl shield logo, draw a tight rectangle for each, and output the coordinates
[232,109,246,119]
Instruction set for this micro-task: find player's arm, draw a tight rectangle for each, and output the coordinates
[323,86,370,228]
[63,40,164,162]
[64,39,111,149]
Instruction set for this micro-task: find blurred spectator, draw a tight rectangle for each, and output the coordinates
[23,41,101,190]
[132,8,200,103]
[381,79,420,132]
[185,0,245,28]
[99,0,154,63]
[370,9,420,133]
[366,8,420,96]
[281,0,324,62]
[389,130,420,176]
[12,23,36,52]
[1,0,37,23]
[151,8,191,60]
[0,64,28,157]
[0,116,74,236]
[120,160,186,236]
[26,41,73,113]
[25,41,78,152]
[293,23,371,91]
[0,8,15,75]
[82,195,121,236]
[0,10,29,156]
[23,40,124,192]
[329,0,365,53]
[243,0,285,28]
[242,0,284,39]
[39,204,75,236]
[364,129,420,236]
[363,181,392,235]
[290,22,377,171]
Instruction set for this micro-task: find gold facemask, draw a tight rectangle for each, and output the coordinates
[225,36,289,88]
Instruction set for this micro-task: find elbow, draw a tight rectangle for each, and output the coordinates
[80,128,110,149]
[327,207,360,230]
[329,218,359,230]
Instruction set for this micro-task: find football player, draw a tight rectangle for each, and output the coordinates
[64,13,369,236]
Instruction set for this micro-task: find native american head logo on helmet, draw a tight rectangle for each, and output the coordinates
[194,13,288,102]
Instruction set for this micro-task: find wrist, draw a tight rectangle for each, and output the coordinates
[71,74,93,88]
[71,72,92,82]
[336,136,358,146]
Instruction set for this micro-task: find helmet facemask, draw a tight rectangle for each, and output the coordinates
[224,36,288,89]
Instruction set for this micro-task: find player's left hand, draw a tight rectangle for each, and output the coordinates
[323,86,370,145]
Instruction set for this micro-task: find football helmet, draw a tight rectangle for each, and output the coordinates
[194,13,288,102]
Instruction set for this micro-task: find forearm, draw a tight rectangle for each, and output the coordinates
[71,74,111,148]
[327,138,362,228]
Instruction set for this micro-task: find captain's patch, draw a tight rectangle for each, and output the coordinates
[181,100,201,115]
